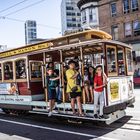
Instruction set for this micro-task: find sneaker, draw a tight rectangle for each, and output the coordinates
[46,106,50,111]
[52,110,58,114]
[48,111,53,117]
[99,115,105,119]
[93,114,98,119]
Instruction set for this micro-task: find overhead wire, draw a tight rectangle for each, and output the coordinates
[3,0,46,17]
[0,16,61,30]
[0,0,29,14]
[0,0,60,30]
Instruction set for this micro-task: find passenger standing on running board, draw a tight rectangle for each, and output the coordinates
[66,60,84,117]
[93,65,107,119]
[46,68,60,117]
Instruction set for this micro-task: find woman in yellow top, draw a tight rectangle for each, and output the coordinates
[66,60,83,116]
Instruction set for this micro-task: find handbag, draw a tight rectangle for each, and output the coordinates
[68,82,78,92]
[71,86,78,92]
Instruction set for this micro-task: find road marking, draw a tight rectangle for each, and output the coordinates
[0,118,119,140]
[0,132,32,140]
[90,137,120,140]
[0,118,97,138]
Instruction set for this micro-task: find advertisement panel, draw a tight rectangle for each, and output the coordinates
[120,78,128,101]
[108,77,132,105]
[109,79,120,103]
[0,83,18,95]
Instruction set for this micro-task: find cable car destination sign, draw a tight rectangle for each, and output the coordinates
[0,42,53,58]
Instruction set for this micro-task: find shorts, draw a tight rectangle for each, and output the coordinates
[70,92,82,99]
[48,88,56,100]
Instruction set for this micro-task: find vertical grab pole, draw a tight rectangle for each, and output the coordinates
[80,47,85,104]
[60,50,65,103]
[43,52,48,102]
[102,44,107,107]
[26,56,30,89]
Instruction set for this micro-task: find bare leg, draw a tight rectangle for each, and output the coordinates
[49,100,52,112]
[76,96,82,115]
[85,86,90,102]
[52,99,55,110]
[71,98,76,114]
[90,86,94,103]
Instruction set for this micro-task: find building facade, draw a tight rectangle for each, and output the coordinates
[25,20,37,45]
[77,0,100,29]
[61,0,81,35]
[98,0,140,69]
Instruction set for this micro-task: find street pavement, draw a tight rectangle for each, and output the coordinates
[0,88,140,140]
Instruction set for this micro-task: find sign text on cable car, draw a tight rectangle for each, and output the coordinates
[0,42,53,58]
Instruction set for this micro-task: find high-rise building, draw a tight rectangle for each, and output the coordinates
[61,0,81,35]
[77,0,100,29]
[25,20,37,45]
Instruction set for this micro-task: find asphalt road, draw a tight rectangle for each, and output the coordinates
[0,88,140,140]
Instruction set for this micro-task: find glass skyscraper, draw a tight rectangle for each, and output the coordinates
[61,0,81,35]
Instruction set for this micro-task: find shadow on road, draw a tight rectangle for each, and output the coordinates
[0,112,133,140]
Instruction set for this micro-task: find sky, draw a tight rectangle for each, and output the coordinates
[0,0,62,49]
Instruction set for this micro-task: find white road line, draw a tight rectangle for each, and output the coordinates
[0,118,119,140]
[90,136,120,140]
[0,132,32,140]
[0,118,97,138]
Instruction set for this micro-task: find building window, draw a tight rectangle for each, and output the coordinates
[133,20,140,36]
[77,13,81,16]
[73,24,76,27]
[131,0,139,11]
[66,12,72,16]
[89,8,93,22]
[78,24,81,27]
[111,3,117,17]
[92,8,97,23]
[66,6,73,10]
[123,0,130,14]
[82,10,86,24]
[72,18,76,21]
[67,23,73,27]
[124,22,132,37]
[112,25,119,40]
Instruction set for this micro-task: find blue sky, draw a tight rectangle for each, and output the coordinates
[0,0,62,49]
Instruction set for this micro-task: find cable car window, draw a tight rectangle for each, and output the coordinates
[93,53,103,66]
[0,64,2,81]
[117,47,125,75]
[4,62,13,80]
[107,46,117,76]
[126,49,133,75]
[30,62,42,79]
[16,59,26,79]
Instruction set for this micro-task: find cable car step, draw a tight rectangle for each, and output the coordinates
[29,109,110,122]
